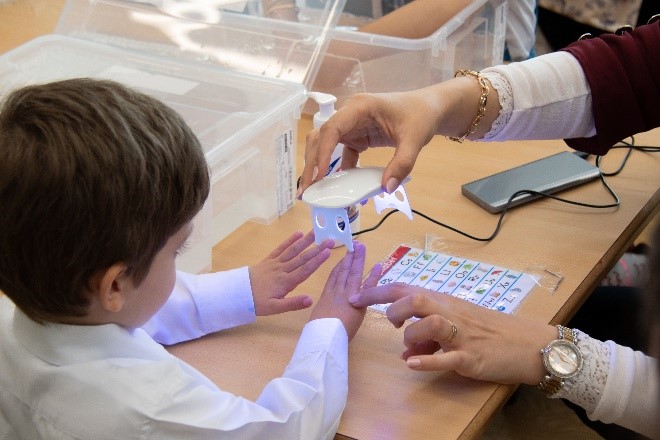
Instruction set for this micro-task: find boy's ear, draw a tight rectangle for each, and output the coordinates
[90,263,131,314]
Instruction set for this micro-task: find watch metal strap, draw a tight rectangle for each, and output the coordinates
[557,325,577,344]
[539,374,563,395]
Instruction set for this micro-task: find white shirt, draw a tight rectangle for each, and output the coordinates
[0,270,349,440]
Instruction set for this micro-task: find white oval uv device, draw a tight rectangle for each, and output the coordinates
[302,167,410,208]
[301,167,413,251]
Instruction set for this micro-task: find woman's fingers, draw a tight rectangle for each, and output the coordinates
[402,314,458,349]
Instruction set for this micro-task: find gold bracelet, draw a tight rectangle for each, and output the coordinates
[447,70,489,143]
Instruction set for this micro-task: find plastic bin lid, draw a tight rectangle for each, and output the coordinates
[55,0,347,90]
[0,34,307,162]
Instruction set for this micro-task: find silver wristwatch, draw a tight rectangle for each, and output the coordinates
[538,325,583,396]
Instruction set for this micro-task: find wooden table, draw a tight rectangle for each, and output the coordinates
[169,118,659,439]
[2,1,659,438]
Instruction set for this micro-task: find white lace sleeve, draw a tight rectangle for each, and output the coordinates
[480,71,513,140]
[550,330,609,414]
[552,330,660,437]
[476,51,595,142]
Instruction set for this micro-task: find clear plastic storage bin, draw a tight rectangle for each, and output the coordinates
[54,0,506,111]
[55,0,346,88]
[0,0,504,273]
[311,0,507,107]
[0,0,346,273]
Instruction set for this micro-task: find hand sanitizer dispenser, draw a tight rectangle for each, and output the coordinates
[308,92,360,247]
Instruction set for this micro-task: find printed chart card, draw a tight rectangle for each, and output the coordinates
[371,246,538,315]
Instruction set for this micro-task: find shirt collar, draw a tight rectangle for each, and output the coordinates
[6,297,170,366]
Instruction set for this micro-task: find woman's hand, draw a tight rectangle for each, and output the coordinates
[300,89,440,195]
[299,76,500,197]
[350,283,557,385]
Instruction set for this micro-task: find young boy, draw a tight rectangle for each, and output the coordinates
[0,78,376,439]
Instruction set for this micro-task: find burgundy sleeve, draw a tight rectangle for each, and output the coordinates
[560,21,660,155]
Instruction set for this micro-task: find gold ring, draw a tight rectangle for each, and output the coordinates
[439,321,458,343]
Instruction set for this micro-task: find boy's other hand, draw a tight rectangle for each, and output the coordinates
[249,230,334,316]
[309,242,381,341]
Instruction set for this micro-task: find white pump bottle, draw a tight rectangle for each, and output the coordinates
[307,92,360,246]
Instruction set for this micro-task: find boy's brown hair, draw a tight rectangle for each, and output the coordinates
[0,78,210,322]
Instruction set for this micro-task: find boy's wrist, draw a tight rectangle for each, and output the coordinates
[309,308,363,342]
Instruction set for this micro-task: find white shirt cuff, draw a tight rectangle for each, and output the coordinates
[143,269,256,345]
[187,269,256,333]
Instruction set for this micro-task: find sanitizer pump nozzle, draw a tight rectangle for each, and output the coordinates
[309,92,336,127]
[307,92,360,247]
[308,92,343,175]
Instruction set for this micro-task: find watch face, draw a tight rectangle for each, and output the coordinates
[543,340,583,378]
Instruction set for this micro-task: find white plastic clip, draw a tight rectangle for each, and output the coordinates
[373,185,412,220]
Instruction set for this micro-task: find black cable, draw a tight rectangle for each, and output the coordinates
[354,176,619,241]
[352,137,658,242]
[351,209,399,237]
[596,136,635,176]
[601,137,660,176]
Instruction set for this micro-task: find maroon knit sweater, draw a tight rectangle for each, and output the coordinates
[561,20,660,155]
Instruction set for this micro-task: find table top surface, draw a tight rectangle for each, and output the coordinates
[2,1,659,438]
[170,116,659,439]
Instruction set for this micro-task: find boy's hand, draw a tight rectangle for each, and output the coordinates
[309,242,381,341]
[249,230,334,316]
